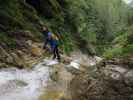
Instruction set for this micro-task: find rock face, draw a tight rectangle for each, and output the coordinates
[0,36,44,68]
[70,58,133,100]
[31,45,43,57]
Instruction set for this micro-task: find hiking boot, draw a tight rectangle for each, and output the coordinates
[57,57,61,62]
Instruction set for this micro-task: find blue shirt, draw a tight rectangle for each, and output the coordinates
[45,32,58,48]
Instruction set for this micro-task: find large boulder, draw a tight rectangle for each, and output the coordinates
[124,70,133,86]
[10,52,25,68]
[31,45,43,57]
[70,59,133,100]
[0,46,9,59]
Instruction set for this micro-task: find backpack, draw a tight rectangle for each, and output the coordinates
[51,33,59,41]
[48,32,63,46]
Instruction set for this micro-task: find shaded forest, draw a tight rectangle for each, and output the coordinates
[0,0,133,58]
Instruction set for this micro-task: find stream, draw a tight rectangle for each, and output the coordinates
[0,53,102,100]
[0,59,59,100]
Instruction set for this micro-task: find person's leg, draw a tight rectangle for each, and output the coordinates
[52,46,56,59]
[55,45,61,61]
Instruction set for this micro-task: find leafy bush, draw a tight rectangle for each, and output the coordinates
[103,46,123,59]
[123,44,133,56]
[104,44,133,59]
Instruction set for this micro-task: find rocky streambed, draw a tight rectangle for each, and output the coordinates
[0,51,101,100]
[0,60,50,100]
[0,51,132,100]
[70,57,133,100]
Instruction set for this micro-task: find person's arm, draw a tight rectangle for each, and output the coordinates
[43,38,48,49]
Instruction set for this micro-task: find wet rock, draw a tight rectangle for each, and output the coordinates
[69,60,80,69]
[0,37,46,69]
[8,31,34,39]
[61,55,73,64]
[95,56,103,62]
[105,57,133,68]
[16,50,24,57]
[0,46,9,58]
[11,53,24,67]
[124,70,133,86]
[40,62,73,100]
[31,45,42,57]
[104,65,128,80]
[6,56,14,64]
[0,46,14,65]
[70,59,133,100]
[15,40,28,48]
[50,64,60,81]
[0,43,8,49]
[0,62,8,68]
[26,40,33,46]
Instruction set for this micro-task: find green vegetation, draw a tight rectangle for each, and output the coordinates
[0,0,132,57]
[0,32,17,48]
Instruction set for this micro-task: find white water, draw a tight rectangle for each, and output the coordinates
[0,59,58,100]
[0,53,101,100]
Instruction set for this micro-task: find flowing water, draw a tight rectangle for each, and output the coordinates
[0,53,101,100]
[0,59,58,100]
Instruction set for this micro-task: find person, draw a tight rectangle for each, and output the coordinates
[42,27,61,61]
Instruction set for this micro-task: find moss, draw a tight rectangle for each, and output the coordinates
[0,0,41,37]
[103,47,122,59]
[122,44,133,56]
[103,44,133,59]
[0,32,17,48]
